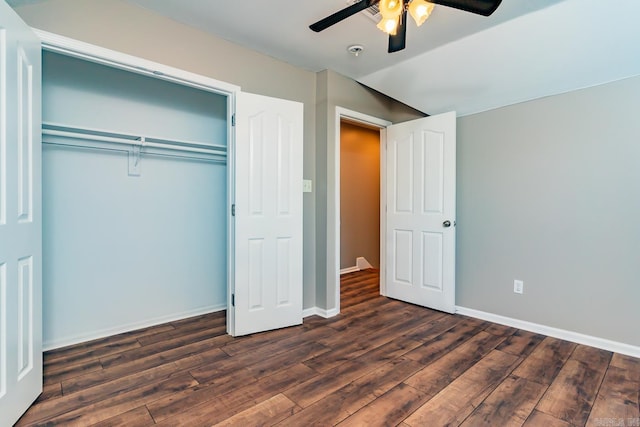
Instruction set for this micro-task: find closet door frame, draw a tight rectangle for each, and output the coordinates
[35,29,240,334]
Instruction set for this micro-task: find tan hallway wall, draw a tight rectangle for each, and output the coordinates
[340,121,380,269]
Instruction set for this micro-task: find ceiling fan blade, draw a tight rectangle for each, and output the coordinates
[429,0,502,16]
[310,0,378,32]
[388,9,407,53]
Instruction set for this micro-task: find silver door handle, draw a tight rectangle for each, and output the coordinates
[443,220,452,228]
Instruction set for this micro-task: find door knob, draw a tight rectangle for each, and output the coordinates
[443,220,452,228]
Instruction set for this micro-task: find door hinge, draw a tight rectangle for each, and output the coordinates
[231,294,235,307]
[231,204,236,216]
[232,114,236,126]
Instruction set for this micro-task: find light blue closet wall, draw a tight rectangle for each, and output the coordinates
[42,52,228,349]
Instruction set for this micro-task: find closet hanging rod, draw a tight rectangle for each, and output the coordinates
[42,122,227,153]
[42,140,226,164]
[43,128,228,157]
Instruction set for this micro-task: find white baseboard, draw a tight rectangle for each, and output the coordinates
[43,303,227,351]
[356,256,373,270]
[303,306,340,319]
[456,306,640,359]
[340,266,360,275]
[340,256,374,275]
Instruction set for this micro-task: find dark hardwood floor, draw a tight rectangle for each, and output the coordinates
[17,269,640,426]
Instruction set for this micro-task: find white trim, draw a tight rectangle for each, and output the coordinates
[331,107,391,317]
[43,304,227,351]
[340,266,360,275]
[302,307,340,319]
[34,29,239,96]
[456,306,640,359]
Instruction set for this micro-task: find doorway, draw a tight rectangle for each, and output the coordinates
[331,108,391,313]
[332,108,457,315]
[339,119,381,274]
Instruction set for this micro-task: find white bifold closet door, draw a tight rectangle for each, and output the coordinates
[232,92,304,336]
[0,2,43,425]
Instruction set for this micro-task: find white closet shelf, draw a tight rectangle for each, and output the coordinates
[42,122,227,163]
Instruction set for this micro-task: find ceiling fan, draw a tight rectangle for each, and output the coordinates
[310,0,503,53]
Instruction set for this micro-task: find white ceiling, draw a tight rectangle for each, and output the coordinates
[13,0,640,116]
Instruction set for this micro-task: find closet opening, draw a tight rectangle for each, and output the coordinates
[42,51,230,350]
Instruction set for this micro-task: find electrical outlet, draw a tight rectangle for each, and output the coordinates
[514,280,524,294]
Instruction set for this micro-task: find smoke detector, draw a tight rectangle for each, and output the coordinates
[347,45,365,56]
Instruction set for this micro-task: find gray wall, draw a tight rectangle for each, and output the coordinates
[457,75,640,347]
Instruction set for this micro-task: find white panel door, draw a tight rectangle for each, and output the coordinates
[384,112,455,313]
[233,92,303,336]
[0,2,43,425]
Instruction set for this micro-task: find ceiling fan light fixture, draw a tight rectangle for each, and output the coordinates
[379,0,403,19]
[377,16,399,35]
[408,0,435,27]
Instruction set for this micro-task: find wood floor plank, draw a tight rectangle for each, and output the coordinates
[18,363,180,425]
[401,312,461,343]
[220,324,308,357]
[404,331,506,396]
[62,336,230,395]
[43,336,142,369]
[404,349,521,426]
[137,314,226,346]
[523,410,573,427]
[321,300,406,334]
[484,323,518,337]
[21,374,197,426]
[276,357,423,426]
[33,382,62,404]
[460,374,548,427]
[512,337,577,385]
[338,383,427,427]
[247,341,331,378]
[42,323,175,365]
[306,307,438,373]
[90,405,155,427]
[154,363,317,427]
[404,319,491,365]
[213,394,300,426]
[43,358,104,386]
[147,366,259,422]
[187,327,333,383]
[287,336,423,408]
[496,329,546,357]
[536,345,611,426]
[100,324,227,369]
[586,364,640,426]
[610,352,640,371]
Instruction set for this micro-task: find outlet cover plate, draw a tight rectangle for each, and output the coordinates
[514,280,524,294]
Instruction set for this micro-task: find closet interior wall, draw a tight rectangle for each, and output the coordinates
[42,52,228,349]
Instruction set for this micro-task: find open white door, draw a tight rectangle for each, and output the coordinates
[383,112,456,313]
[232,92,303,336]
[0,2,43,425]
